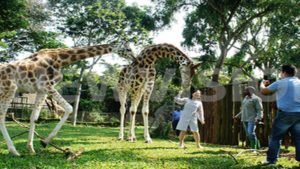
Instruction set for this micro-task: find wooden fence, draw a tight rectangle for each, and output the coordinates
[199,83,277,147]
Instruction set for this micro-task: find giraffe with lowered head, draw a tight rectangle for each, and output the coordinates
[117,43,199,143]
[0,42,134,156]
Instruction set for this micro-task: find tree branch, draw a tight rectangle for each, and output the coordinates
[225,0,242,42]
[232,6,274,41]
[207,0,227,37]
[225,0,241,25]
[207,0,225,19]
[224,62,255,80]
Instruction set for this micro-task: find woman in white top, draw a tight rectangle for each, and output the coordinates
[174,89,205,148]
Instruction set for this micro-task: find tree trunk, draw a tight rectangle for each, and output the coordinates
[72,66,85,126]
[212,45,228,83]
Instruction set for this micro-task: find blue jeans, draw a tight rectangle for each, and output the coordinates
[267,110,300,163]
[243,121,257,142]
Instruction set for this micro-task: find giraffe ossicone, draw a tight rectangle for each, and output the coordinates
[0,42,133,156]
[117,43,200,143]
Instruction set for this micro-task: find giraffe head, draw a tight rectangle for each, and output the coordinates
[110,41,135,61]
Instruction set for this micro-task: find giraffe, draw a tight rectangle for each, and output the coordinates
[0,42,134,156]
[117,43,199,143]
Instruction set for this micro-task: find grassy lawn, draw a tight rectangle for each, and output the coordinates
[0,122,299,169]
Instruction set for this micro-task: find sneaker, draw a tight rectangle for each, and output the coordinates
[260,160,275,166]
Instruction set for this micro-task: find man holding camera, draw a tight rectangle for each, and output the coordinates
[260,64,300,165]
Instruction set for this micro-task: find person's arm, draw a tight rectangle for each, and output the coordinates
[260,80,275,95]
[234,112,241,119]
[255,98,264,120]
[197,102,205,124]
[174,91,188,105]
[234,99,243,119]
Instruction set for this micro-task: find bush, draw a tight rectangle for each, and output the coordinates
[85,111,105,123]
[151,122,172,139]
[105,116,120,127]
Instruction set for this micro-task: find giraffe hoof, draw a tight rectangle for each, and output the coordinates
[127,137,136,142]
[40,140,48,148]
[144,139,152,143]
[27,145,36,155]
[118,137,124,141]
[9,149,20,156]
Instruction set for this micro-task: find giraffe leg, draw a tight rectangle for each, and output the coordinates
[128,105,137,142]
[0,86,20,156]
[128,90,143,142]
[142,78,155,143]
[142,92,152,143]
[118,88,127,140]
[41,88,73,147]
[27,92,47,154]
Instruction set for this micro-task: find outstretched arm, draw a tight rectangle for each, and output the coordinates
[260,80,274,95]
[174,91,188,105]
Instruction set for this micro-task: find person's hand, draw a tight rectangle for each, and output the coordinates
[200,120,205,125]
[178,90,183,95]
[233,116,239,122]
[261,80,270,88]
[255,118,264,125]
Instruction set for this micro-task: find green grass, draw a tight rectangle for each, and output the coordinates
[0,122,299,169]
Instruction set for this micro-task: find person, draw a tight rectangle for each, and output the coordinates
[174,88,205,148]
[234,86,263,152]
[260,64,300,165]
[171,106,182,136]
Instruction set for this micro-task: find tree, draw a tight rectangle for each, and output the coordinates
[0,0,29,62]
[48,0,156,125]
[152,0,286,82]
[0,0,65,62]
[234,2,300,79]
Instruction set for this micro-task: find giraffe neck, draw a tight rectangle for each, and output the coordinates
[36,44,114,67]
[137,43,193,66]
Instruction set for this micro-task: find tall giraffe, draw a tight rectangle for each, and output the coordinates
[117,43,198,143]
[0,42,134,156]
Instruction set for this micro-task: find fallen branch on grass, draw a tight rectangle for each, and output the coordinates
[10,113,84,160]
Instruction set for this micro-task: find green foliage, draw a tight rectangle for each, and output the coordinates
[27,31,67,51]
[151,121,172,138]
[100,63,122,87]
[0,122,299,168]
[153,0,298,82]
[85,111,104,123]
[235,1,300,77]
[49,0,155,45]
[155,58,182,86]
[0,0,29,32]
[0,0,29,62]
[0,0,63,62]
